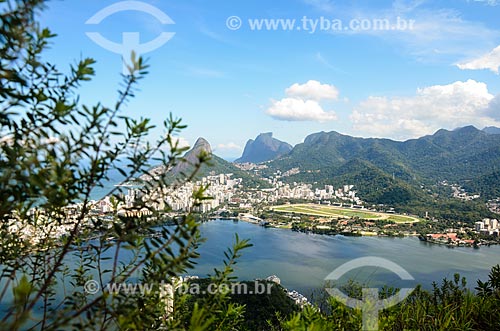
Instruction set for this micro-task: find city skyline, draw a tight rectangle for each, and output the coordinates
[40,0,500,158]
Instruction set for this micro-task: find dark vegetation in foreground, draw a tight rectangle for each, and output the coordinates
[177,265,500,330]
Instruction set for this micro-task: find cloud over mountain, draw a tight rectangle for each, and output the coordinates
[350,79,500,140]
[266,80,338,122]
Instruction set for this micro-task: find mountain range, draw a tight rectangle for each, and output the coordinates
[171,126,500,204]
[149,137,269,188]
[269,126,500,180]
[483,126,500,135]
[146,126,500,221]
[258,126,500,211]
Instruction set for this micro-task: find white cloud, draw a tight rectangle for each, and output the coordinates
[286,80,339,101]
[350,80,500,140]
[383,9,497,61]
[457,45,500,74]
[467,0,500,5]
[267,97,337,122]
[322,2,500,63]
[266,81,339,122]
[216,142,242,151]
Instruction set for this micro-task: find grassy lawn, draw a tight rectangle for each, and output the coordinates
[271,204,419,223]
[272,205,336,217]
[386,214,421,223]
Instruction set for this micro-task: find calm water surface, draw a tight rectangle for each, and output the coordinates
[193,219,500,295]
[1,218,499,320]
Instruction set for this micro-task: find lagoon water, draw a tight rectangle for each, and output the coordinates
[193,219,500,296]
[1,218,499,323]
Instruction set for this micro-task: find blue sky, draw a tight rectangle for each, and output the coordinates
[40,0,500,159]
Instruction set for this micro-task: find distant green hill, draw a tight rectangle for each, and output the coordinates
[483,126,500,135]
[200,154,271,188]
[153,137,270,189]
[402,126,500,182]
[264,126,500,220]
[268,126,500,186]
[462,170,500,200]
